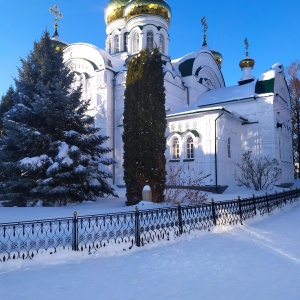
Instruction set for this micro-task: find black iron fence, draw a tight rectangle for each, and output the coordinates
[1,188,299,262]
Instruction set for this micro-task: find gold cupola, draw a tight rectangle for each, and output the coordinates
[211,50,223,66]
[238,38,255,85]
[239,38,255,68]
[104,0,129,25]
[239,57,255,68]
[123,0,171,22]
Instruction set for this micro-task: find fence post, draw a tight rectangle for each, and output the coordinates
[238,196,243,225]
[135,206,140,247]
[211,198,217,226]
[252,194,256,216]
[177,202,183,235]
[266,193,270,214]
[72,211,78,251]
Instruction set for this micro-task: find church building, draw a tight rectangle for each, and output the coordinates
[51,0,293,190]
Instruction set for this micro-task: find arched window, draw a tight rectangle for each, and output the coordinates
[186,137,194,159]
[227,137,231,158]
[159,34,165,53]
[114,35,119,53]
[147,31,154,52]
[172,137,180,159]
[133,32,139,53]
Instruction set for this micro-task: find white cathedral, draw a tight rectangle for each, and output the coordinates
[51,0,293,191]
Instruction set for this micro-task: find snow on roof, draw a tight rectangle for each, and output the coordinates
[98,49,126,73]
[168,80,257,116]
[51,35,69,45]
[65,43,126,73]
[258,63,283,81]
[197,80,257,107]
[259,70,276,81]
[171,47,219,77]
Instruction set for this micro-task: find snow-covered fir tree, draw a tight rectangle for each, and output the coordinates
[0,86,14,137]
[123,48,166,204]
[0,31,117,206]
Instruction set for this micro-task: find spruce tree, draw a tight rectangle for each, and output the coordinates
[0,86,15,136]
[0,31,116,206]
[123,48,166,204]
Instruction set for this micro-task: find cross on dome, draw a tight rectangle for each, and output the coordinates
[201,16,208,47]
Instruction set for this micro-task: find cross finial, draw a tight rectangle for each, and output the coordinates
[201,16,208,47]
[201,17,208,34]
[49,4,63,27]
[244,38,249,56]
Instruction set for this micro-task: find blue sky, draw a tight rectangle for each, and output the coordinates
[1,0,299,97]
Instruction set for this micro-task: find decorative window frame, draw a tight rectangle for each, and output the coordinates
[167,130,200,162]
[167,133,181,161]
[182,131,199,161]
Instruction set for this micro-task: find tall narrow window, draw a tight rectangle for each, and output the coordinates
[279,137,282,160]
[172,137,180,159]
[227,137,231,158]
[114,35,119,53]
[147,31,154,52]
[159,34,165,53]
[186,137,194,159]
[133,32,139,53]
[124,32,128,52]
[108,39,112,54]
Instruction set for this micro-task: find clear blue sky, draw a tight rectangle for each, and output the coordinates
[1,0,299,97]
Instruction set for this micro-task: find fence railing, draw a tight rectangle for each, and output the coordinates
[1,188,299,262]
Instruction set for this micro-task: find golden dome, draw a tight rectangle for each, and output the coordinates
[123,0,171,22]
[239,57,255,68]
[211,50,222,66]
[104,0,129,25]
[239,38,255,68]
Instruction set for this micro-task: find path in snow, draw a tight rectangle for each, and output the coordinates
[1,203,300,300]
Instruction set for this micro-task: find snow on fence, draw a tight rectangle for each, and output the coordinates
[0,189,299,262]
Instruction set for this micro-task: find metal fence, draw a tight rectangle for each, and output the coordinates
[1,188,299,262]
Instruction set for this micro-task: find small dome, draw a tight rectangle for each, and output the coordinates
[123,0,171,22]
[239,57,255,68]
[211,50,222,66]
[51,26,68,52]
[104,0,129,25]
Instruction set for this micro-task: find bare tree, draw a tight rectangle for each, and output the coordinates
[287,61,300,178]
[165,164,210,204]
[234,151,282,191]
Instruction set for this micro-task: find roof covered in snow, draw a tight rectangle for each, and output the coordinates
[168,62,283,116]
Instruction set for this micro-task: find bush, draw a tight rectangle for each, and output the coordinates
[234,151,282,191]
[165,164,210,204]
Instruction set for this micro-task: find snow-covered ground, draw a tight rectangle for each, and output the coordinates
[0,182,298,223]
[1,183,300,300]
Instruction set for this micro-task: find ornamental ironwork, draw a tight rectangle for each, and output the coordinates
[1,188,299,262]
